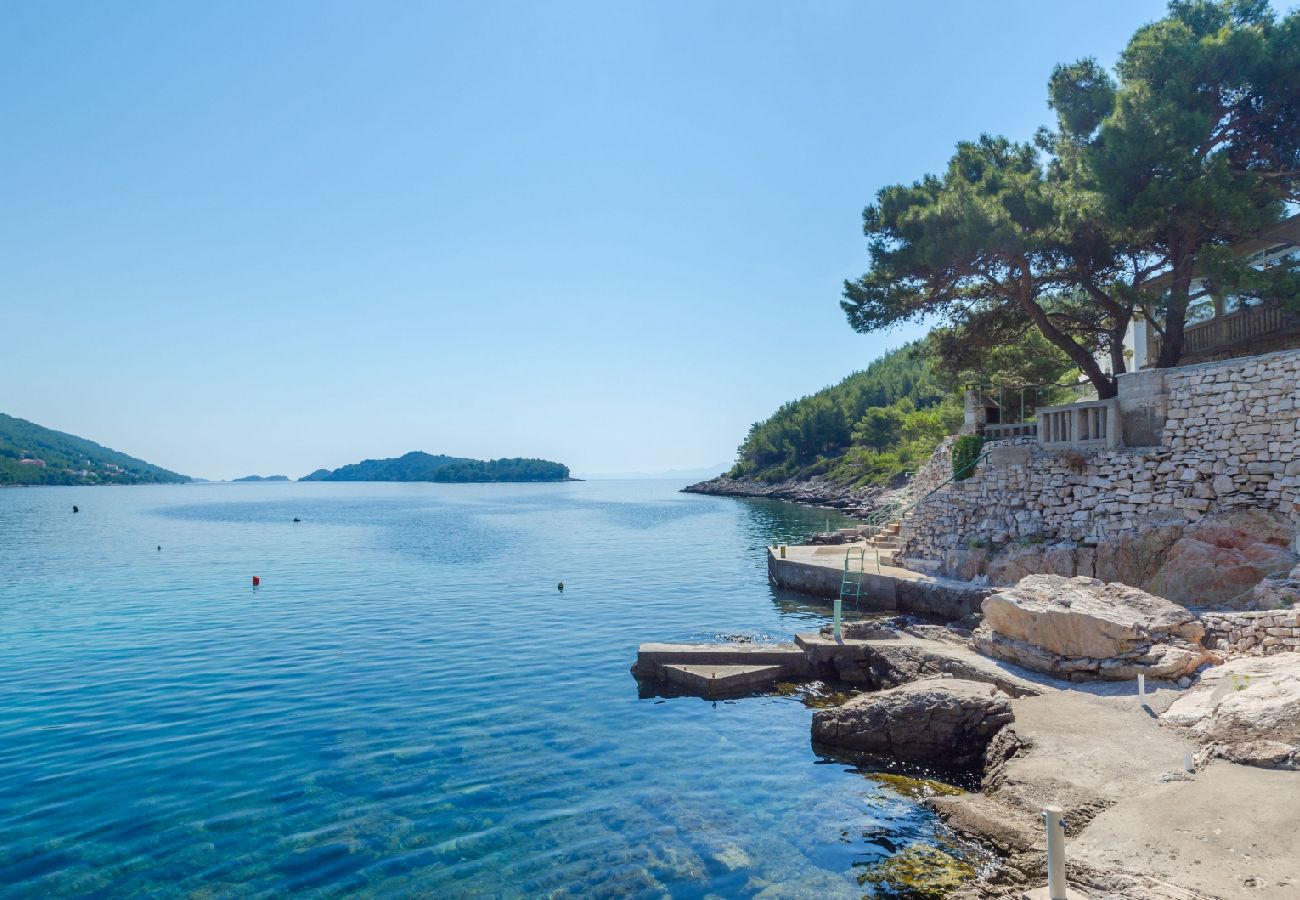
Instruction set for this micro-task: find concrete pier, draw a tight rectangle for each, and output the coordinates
[767,545,991,620]
[633,632,1044,698]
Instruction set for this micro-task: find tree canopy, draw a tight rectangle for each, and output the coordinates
[300,451,570,483]
[843,0,1300,391]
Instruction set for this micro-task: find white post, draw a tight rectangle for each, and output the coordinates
[1184,752,1195,773]
[1043,805,1068,900]
[833,595,842,641]
[1137,672,1145,704]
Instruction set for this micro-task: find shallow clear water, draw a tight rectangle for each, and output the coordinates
[0,481,975,897]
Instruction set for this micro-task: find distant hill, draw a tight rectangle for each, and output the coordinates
[0,413,188,486]
[300,451,571,483]
[232,475,291,482]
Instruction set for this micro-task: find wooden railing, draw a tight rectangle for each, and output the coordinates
[1150,301,1298,361]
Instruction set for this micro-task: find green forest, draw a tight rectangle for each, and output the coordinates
[728,342,966,487]
[0,413,189,486]
[728,333,1077,487]
[301,451,570,483]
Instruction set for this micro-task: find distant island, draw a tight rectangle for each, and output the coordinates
[0,413,188,486]
[232,475,291,482]
[300,451,572,483]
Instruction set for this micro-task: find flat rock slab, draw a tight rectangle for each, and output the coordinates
[1071,762,1300,900]
[989,691,1197,823]
[1162,652,1300,768]
[795,632,1045,697]
[976,575,1214,680]
[660,664,785,696]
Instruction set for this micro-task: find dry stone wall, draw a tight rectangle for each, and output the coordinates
[900,349,1300,593]
[1202,609,1300,655]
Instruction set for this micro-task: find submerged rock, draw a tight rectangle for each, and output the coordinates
[973,575,1215,681]
[855,843,978,898]
[811,678,1013,769]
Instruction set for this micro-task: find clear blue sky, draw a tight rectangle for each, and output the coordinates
[2,1,1182,479]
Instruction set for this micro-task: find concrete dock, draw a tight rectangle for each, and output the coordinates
[767,545,990,620]
[633,632,1046,698]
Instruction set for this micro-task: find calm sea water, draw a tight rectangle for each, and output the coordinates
[0,480,975,897]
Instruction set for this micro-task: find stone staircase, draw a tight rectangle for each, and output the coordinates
[863,521,901,551]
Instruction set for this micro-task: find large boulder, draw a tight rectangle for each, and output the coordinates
[973,575,1216,681]
[1162,653,1300,769]
[1143,510,1297,607]
[1249,563,1300,610]
[810,677,1013,769]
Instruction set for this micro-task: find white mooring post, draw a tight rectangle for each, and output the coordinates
[1137,672,1145,704]
[1044,805,1068,900]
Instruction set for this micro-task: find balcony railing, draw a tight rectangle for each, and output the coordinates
[1038,399,1121,450]
[983,422,1038,440]
[1150,301,1299,361]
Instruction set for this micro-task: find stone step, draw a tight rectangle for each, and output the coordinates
[636,642,809,670]
[659,663,786,696]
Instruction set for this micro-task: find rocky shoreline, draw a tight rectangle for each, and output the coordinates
[810,577,1300,898]
[681,474,892,518]
[636,575,1300,897]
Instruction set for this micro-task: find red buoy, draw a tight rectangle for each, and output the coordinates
[252,576,261,587]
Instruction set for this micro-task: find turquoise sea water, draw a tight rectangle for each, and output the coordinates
[0,481,977,897]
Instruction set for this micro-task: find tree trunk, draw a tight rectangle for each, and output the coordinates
[1155,245,1195,369]
[1013,291,1118,399]
[1109,318,1130,378]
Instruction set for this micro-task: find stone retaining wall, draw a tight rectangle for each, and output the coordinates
[1202,609,1300,655]
[900,349,1300,574]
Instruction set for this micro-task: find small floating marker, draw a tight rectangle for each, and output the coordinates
[72,505,79,514]
[157,545,161,552]
[293,517,301,523]
[252,575,261,588]
[557,581,564,592]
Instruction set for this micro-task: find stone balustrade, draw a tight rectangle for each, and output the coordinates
[1038,398,1121,450]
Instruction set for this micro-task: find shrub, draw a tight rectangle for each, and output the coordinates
[951,435,985,481]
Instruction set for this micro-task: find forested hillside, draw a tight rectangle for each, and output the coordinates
[728,342,963,486]
[727,331,1078,487]
[301,451,570,483]
[0,413,188,485]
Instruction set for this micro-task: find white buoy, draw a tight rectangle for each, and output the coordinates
[1043,805,1068,900]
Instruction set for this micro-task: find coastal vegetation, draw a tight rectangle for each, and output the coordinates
[0,413,188,486]
[724,1,1300,492]
[843,0,1300,398]
[300,451,570,483]
[727,335,1073,487]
